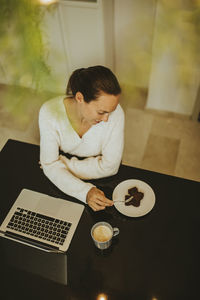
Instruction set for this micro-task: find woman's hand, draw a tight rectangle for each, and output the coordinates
[86,187,114,211]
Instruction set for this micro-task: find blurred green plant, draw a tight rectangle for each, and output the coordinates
[0,0,58,124]
[0,0,55,90]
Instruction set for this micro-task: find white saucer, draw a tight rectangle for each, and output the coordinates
[112,179,156,217]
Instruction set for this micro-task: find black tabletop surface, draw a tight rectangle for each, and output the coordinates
[0,139,200,300]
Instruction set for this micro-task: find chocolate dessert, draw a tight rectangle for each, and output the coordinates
[125,194,131,200]
[128,187,138,195]
[125,186,144,207]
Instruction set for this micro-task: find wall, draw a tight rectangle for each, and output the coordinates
[146,1,200,115]
[114,0,200,116]
[58,1,105,72]
[114,0,156,88]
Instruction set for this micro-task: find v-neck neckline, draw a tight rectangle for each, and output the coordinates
[62,97,93,139]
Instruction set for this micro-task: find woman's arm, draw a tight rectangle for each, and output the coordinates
[39,103,95,203]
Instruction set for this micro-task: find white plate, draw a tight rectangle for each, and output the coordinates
[112,179,155,217]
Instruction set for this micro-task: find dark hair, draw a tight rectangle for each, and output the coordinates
[66,65,121,102]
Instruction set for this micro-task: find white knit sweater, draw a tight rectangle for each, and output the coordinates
[39,96,124,203]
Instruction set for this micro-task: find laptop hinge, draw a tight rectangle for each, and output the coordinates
[2,230,64,253]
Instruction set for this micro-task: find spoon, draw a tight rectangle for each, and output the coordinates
[114,197,133,203]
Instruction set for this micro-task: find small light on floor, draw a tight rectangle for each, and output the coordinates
[97,293,108,300]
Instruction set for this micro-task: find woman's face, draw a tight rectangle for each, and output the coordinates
[79,92,120,125]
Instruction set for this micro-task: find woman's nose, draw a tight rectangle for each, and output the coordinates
[102,113,109,122]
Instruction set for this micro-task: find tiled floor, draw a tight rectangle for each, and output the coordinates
[0,84,200,182]
[121,96,200,182]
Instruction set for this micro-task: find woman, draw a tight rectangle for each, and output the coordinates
[39,65,124,211]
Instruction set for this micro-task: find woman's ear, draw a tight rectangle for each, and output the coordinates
[75,92,84,103]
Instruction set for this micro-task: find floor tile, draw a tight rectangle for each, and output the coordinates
[122,108,153,166]
[150,115,184,139]
[0,84,56,131]
[141,134,180,175]
[175,137,200,182]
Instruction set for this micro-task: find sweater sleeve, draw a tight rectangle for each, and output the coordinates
[63,106,125,180]
[39,104,95,203]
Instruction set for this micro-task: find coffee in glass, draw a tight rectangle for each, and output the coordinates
[91,222,119,250]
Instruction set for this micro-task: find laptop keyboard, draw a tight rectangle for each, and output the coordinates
[7,207,72,245]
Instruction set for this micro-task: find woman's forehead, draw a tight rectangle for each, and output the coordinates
[92,93,119,111]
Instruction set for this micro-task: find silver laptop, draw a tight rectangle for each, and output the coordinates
[0,189,84,253]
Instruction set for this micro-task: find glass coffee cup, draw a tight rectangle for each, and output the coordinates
[91,221,120,250]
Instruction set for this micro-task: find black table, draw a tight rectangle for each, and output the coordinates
[0,139,199,300]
